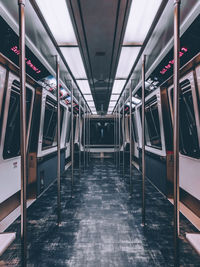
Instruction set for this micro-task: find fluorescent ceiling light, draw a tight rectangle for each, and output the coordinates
[76,80,91,94]
[112,80,126,94]
[116,47,140,78]
[84,95,93,101]
[132,96,141,104]
[88,100,95,106]
[108,102,116,108]
[123,0,161,44]
[110,94,119,101]
[61,48,87,79]
[88,104,95,109]
[35,0,77,45]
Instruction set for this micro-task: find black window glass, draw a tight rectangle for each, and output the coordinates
[170,79,200,158]
[145,97,162,149]
[65,113,71,143]
[132,115,138,142]
[90,120,114,145]
[3,80,33,159]
[42,97,64,149]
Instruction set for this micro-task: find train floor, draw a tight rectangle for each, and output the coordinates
[0,159,199,266]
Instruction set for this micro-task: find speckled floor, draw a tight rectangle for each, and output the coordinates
[0,159,199,266]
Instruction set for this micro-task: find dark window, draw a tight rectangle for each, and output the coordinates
[132,115,138,142]
[145,97,162,149]
[3,80,33,159]
[89,120,114,145]
[65,113,71,143]
[42,96,64,149]
[170,79,200,158]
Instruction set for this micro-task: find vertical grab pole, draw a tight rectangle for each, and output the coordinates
[173,1,181,266]
[86,109,88,167]
[116,110,118,168]
[83,104,86,169]
[79,94,81,175]
[142,54,146,226]
[18,0,27,265]
[123,94,125,178]
[118,102,121,170]
[87,111,89,167]
[88,114,91,162]
[129,85,132,188]
[71,83,74,186]
[56,55,61,225]
[114,110,116,164]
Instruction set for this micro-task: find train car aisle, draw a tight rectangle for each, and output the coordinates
[0,159,199,266]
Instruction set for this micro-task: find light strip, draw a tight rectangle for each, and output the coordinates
[110,94,120,101]
[61,48,87,79]
[76,80,91,94]
[123,0,161,44]
[115,47,140,78]
[111,80,126,94]
[84,94,94,101]
[35,0,77,45]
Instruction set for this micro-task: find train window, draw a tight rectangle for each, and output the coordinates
[42,97,64,149]
[145,97,162,149]
[90,120,114,145]
[170,79,200,158]
[65,114,71,143]
[132,115,138,143]
[3,80,33,159]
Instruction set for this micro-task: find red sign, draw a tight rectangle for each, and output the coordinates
[160,47,188,75]
[11,46,41,74]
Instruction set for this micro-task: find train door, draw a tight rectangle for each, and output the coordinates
[0,72,34,204]
[168,71,200,201]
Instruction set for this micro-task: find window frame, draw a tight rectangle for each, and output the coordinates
[0,72,35,161]
[136,88,166,156]
[168,71,200,159]
[37,90,67,157]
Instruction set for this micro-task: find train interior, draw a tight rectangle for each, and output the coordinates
[0,0,200,266]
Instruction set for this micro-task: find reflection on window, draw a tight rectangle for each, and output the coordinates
[170,79,200,158]
[3,80,33,159]
[145,97,162,149]
[42,97,64,149]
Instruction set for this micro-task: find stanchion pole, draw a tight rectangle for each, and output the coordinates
[114,110,116,164]
[83,103,86,169]
[89,112,91,163]
[87,110,89,167]
[56,55,61,225]
[71,83,74,186]
[79,94,81,175]
[173,1,181,266]
[118,102,121,171]
[142,54,146,226]
[116,110,118,167]
[129,85,132,188]
[123,94,125,178]
[18,1,27,265]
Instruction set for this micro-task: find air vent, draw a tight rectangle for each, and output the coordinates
[95,51,106,56]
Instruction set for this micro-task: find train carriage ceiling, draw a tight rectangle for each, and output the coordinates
[0,0,199,114]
